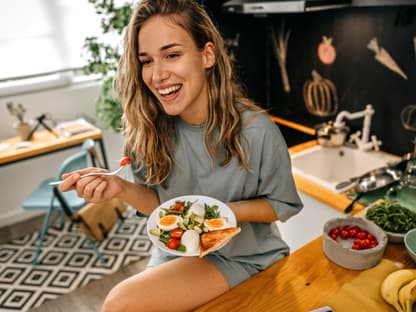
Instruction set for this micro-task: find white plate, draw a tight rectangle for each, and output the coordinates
[147,195,236,256]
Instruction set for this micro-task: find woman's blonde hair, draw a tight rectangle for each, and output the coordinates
[118,0,263,186]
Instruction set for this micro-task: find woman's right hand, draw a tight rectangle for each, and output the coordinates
[58,167,124,203]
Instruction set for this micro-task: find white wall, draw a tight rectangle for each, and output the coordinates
[0,81,124,227]
[278,192,344,252]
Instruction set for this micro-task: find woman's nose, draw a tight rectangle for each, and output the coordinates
[152,62,169,82]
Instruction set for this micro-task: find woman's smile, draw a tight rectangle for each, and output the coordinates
[158,84,182,96]
[156,83,183,115]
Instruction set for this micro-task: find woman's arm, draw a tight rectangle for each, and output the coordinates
[116,178,160,215]
[59,168,160,215]
[228,198,278,223]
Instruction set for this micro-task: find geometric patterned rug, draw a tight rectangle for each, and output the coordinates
[0,208,152,312]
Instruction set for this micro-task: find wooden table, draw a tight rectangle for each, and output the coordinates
[0,128,108,168]
[196,237,415,312]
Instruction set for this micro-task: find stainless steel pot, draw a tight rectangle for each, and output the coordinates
[315,121,349,147]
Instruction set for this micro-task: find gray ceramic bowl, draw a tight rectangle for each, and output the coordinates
[404,228,416,263]
[323,216,388,270]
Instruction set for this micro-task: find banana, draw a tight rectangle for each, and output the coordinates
[407,280,416,312]
[381,269,416,312]
[399,284,406,312]
[398,279,416,312]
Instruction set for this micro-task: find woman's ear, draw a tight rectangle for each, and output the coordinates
[202,42,216,69]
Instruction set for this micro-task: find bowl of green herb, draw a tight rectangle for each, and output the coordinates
[364,198,416,244]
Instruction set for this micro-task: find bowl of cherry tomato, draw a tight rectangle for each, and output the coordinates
[323,216,387,270]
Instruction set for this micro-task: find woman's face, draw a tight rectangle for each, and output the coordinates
[138,16,215,125]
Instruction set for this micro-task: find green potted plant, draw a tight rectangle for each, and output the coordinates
[82,0,133,132]
[6,101,32,140]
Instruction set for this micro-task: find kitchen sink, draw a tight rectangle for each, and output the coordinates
[291,145,400,193]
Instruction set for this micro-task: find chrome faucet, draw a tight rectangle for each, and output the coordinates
[333,104,382,151]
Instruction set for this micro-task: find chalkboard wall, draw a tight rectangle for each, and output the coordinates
[208,4,416,156]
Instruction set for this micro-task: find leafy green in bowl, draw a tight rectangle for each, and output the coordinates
[365,198,416,244]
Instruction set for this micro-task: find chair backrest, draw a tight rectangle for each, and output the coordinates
[56,150,89,179]
[56,139,97,178]
[83,139,104,169]
[82,138,95,150]
[53,139,100,213]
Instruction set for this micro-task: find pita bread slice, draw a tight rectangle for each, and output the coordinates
[199,227,241,258]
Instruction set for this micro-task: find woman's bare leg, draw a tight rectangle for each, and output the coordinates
[101,256,230,312]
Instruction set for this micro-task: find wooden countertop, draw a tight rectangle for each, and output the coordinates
[196,237,414,312]
[196,140,410,312]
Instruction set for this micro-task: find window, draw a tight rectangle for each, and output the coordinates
[0,0,102,82]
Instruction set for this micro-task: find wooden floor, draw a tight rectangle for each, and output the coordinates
[29,257,150,312]
[0,213,48,245]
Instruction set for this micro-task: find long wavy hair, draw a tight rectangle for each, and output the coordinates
[118,0,264,186]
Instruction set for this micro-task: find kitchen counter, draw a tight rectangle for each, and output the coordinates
[196,139,413,312]
[196,237,414,311]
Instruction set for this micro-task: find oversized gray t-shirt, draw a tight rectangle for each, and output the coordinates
[134,110,303,270]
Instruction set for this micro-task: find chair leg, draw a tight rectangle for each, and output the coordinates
[85,238,106,263]
[33,207,53,265]
[57,210,66,229]
[52,187,107,264]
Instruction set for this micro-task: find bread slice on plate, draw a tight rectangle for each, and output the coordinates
[199,227,241,258]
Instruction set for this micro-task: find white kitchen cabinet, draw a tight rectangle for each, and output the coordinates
[277,192,344,252]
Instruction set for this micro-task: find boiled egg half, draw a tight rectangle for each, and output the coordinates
[204,217,228,231]
[180,229,200,253]
[186,202,205,218]
[157,215,183,231]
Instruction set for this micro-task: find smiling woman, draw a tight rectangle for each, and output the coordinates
[57,1,303,311]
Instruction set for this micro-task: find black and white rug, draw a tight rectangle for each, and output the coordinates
[0,209,152,312]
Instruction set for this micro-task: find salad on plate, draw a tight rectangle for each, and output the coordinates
[147,195,239,257]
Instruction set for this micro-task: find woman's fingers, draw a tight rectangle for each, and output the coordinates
[76,176,100,199]
[59,169,121,203]
[61,167,105,180]
[58,173,80,192]
[89,179,108,202]
[76,176,114,202]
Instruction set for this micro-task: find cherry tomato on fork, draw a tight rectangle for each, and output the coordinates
[119,156,132,166]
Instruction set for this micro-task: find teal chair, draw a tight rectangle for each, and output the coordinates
[22,139,105,265]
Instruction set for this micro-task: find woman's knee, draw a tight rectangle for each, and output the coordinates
[101,283,126,312]
[101,279,148,312]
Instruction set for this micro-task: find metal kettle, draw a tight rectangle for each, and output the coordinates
[315,121,349,147]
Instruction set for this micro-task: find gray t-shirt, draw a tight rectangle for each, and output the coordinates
[134,110,303,270]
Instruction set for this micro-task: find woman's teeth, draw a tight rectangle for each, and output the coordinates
[159,85,181,96]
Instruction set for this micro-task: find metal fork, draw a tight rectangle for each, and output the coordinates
[49,165,125,185]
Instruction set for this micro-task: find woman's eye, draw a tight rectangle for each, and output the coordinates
[166,53,180,59]
[140,59,152,65]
